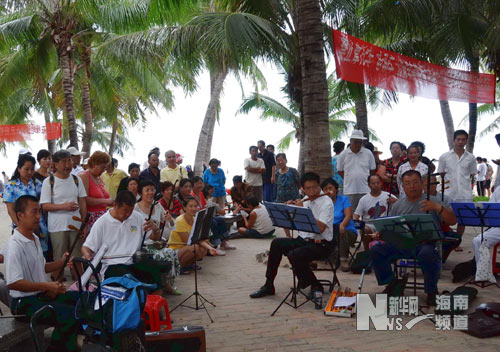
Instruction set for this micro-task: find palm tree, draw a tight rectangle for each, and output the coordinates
[295,0,331,179]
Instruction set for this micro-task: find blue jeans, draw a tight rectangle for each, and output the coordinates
[245,228,275,238]
[210,217,231,247]
[263,183,274,202]
[370,242,441,293]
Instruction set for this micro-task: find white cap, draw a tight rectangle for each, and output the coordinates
[67,147,85,156]
[82,158,89,165]
[19,148,31,155]
[349,130,367,140]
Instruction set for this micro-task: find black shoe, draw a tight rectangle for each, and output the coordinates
[250,285,275,298]
[426,293,437,306]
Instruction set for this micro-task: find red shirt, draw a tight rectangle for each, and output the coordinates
[191,191,207,209]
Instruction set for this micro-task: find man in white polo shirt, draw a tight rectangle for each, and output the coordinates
[6,195,80,351]
[337,130,377,211]
[82,190,162,289]
[250,172,334,299]
[40,149,87,278]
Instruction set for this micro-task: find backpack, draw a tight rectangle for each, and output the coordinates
[76,274,155,333]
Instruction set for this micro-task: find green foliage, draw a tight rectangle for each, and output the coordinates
[474,195,490,202]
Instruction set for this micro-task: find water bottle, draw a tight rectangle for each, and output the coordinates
[314,290,323,310]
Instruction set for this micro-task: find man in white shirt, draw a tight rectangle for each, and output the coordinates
[82,190,162,290]
[437,130,477,249]
[354,174,397,250]
[6,195,80,351]
[68,146,85,176]
[142,147,166,170]
[40,150,87,276]
[244,145,266,203]
[476,156,487,196]
[472,186,500,265]
[337,130,377,211]
[250,172,334,299]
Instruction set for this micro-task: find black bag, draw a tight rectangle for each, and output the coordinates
[464,311,500,338]
[452,259,476,283]
[350,251,372,274]
[145,326,206,352]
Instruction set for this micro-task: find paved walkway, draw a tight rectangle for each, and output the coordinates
[167,227,500,352]
[0,206,499,351]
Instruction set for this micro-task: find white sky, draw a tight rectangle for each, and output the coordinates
[1,61,499,185]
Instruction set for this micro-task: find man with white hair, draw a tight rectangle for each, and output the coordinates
[337,130,377,211]
[160,150,188,185]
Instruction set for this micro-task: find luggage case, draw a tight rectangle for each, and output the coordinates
[145,325,206,352]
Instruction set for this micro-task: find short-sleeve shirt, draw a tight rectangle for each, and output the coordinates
[258,149,276,184]
[275,167,300,203]
[477,163,487,182]
[437,150,476,201]
[333,195,357,233]
[83,210,145,275]
[135,203,164,245]
[203,168,226,197]
[159,197,183,218]
[355,191,392,221]
[168,214,192,250]
[139,167,161,190]
[5,229,47,298]
[244,158,265,187]
[101,168,128,200]
[389,193,449,219]
[298,192,334,241]
[40,175,87,232]
[160,165,188,185]
[337,147,376,195]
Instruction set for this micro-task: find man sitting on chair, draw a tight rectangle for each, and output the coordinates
[369,170,457,306]
[250,172,334,298]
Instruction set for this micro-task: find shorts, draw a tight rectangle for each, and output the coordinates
[50,230,82,260]
[485,179,491,189]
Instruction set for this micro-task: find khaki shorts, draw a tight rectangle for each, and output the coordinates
[50,230,82,261]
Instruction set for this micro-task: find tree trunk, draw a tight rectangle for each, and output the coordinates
[354,94,369,140]
[296,0,331,179]
[297,112,305,175]
[43,109,56,154]
[81,45,93,157]
[439,100,455,150]
[467,56,480,153]
[193,68,227,176]
[57,38,79,149]
[109,119,118,157]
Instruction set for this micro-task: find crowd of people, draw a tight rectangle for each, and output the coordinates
[1,131,500,349]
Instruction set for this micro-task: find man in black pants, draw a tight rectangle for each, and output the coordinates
[250,172,334,298]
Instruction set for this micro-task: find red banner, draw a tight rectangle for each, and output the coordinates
[332,29,496,104]
[0,122,62,142]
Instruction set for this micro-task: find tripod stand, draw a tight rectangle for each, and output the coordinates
[170,208,217,322]
[264,202,321,316]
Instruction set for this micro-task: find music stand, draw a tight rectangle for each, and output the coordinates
[171,208,217,322]
[451,202,500,290]
[373,214,444,301]
[263,202,321,316]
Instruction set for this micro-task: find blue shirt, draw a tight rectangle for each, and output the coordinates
[3,178,49,251]
[332,156,343,186]
[203,168,226,197]
[333,195,356,233]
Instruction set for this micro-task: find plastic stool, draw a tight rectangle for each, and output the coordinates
[142,295,172,331]
[492,242,500,275]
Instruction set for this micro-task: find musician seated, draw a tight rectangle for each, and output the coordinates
[369,170,457,306]
[82,190,163,291]
[167,196,222,268]
[472,185,500,265]
[6,195,81,351]
[249,172,334,298]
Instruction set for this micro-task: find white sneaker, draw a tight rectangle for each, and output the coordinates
[215,249,226,256]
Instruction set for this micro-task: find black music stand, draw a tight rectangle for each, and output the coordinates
[373,214,444,300]
[263,202,321,316]
[171,208,217,322]
[451,202,500,290]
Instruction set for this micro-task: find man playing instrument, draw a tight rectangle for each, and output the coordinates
[6,195,80,351]
[82,190,163,290]
[369,170,457,306]
[249,172,334,299]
